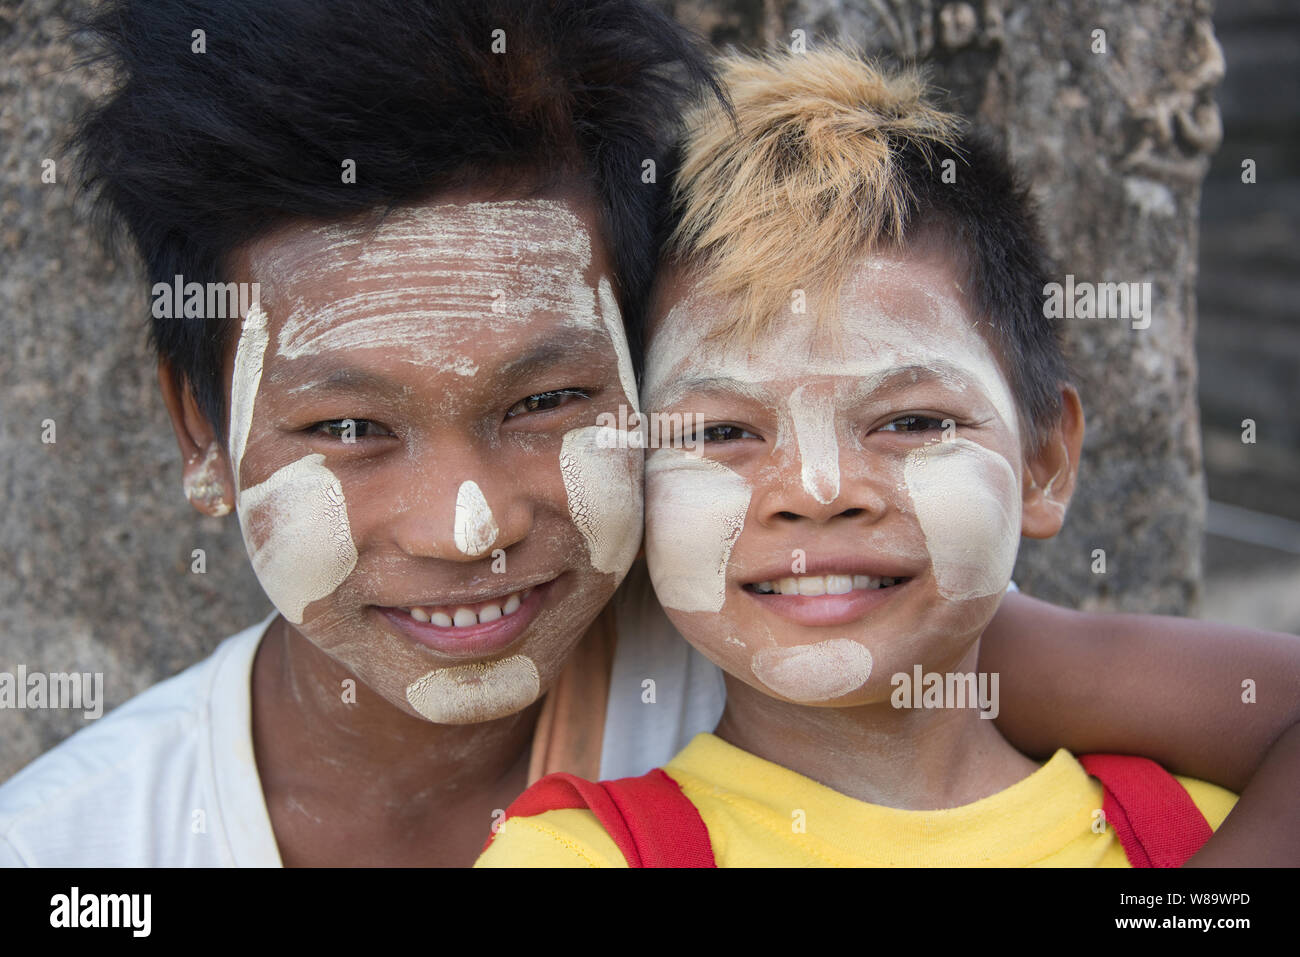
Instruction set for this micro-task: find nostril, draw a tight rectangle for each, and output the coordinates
[776,511,802,521]
[839,508,864,518]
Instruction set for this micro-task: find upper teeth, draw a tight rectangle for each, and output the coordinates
[750,575,901,596]
[405,588,530,627]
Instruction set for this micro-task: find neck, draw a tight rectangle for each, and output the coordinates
[252,616,539,849]
[714,640,1038,810]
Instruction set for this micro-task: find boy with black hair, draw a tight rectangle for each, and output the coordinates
[0,0,713,867]
[479,49,1297,866]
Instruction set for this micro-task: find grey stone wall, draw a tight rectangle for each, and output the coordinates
[1,1,270,782]
[1,0,1221,780]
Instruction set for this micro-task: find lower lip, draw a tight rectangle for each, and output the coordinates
[741,579,911,627]
[373,580,554,658]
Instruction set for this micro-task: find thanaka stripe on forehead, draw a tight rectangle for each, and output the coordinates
[268,201,602,362]
[647,284,1020,439]
[267,328,611,396]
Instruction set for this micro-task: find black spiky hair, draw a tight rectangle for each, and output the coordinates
[70,0,719,429]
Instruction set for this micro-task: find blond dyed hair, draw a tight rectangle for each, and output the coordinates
[666,47,964,342]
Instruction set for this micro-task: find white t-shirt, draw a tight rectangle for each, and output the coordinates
[0,585,721,866]
[0,614,282,867]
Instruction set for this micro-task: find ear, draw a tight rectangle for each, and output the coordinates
[1021,385,1084,539]
[158,360,235,517]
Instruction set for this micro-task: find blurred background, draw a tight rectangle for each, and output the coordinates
[1195,1,1300,634]
[1,0,1296,781]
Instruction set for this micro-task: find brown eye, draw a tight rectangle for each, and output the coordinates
[696,424,760,443]
[505,389,589,418]
[312,419,392,439]
[880,415,946,433]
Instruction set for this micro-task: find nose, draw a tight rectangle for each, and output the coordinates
[388,446,532,562]
[753,425,891,528]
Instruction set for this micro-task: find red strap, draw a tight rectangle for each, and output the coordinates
[602,769,716,867]
[1079,753,1213,868]
[485,768,716,867]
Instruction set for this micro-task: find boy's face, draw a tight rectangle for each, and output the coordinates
[644,245,1038,706]
[213,191,641,723]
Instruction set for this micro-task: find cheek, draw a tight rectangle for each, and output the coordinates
[237,453,358,623]
[644,450,750,613]
[904,439,1020,601]
[559,426,644,584]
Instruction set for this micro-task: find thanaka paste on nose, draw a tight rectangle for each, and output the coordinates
[788,385,840,505]
[454,480,499,557]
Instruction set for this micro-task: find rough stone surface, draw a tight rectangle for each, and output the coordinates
[2,0,1218,780]
[1,1,270,782]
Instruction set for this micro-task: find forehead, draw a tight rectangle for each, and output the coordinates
[237,196,618,372]
[645,247,1011,413]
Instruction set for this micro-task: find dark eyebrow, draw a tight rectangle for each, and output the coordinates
[267,362,409,398]
[651,374,771,408]
[651,362,985,408]
[494,328,613,387]
[858,363,981,397]
[265,325,614,396]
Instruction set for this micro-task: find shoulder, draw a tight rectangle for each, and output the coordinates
[476,807,628,868]
[0,617,270,867]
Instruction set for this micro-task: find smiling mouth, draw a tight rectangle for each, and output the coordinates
[401,587,535,628]
[739,572,912,628]
[744,575,910,596]
[375,577,559,658]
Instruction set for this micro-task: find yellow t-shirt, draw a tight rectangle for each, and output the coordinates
[476,733,1236,867]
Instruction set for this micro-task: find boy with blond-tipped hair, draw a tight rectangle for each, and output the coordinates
[478,49,1258,867]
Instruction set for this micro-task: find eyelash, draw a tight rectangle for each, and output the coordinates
[690,414,952,444]
[309,419,393,440]
[691,424,761,444]
[505,388,591,419]
[878,414,950,434]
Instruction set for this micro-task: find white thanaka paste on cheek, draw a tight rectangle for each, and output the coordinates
[227,303,269,491]
[405,655,541,724]
[644,449,750,612]
[787,385,840,504]
[904,438,1020,600]
[559,427,643,583]
[237,453,358,623]
[453,480,498,558]
[751,639,873,702]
